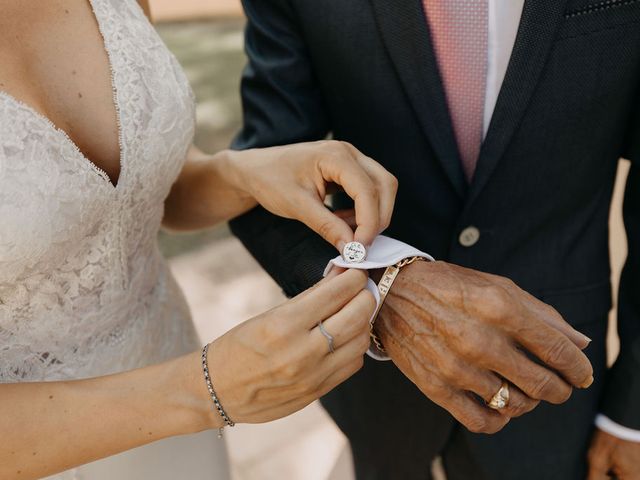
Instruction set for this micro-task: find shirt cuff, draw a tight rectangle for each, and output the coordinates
[324,235,434,361]
[595,414,640,443]
[364,278,388,361]
[324,235,434,275]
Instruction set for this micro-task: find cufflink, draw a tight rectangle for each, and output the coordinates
[342,241,367,263]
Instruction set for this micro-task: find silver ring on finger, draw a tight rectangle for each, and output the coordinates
[487,381,510,410]
[318,321,335,354]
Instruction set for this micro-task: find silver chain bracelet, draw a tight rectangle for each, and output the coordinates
[201,343,235,438]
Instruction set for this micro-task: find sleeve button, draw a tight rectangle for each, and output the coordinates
[459,226,480,247]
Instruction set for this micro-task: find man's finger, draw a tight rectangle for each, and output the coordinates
[443,360,539,418]
[430,343,540,418]
[442,388,511,434]
[521,291,592,349]
[511,318,594,389]
[402,349,511,434]
[479,272,592,349]
[481,343,574,404]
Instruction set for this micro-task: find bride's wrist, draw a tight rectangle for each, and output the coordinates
[165,351,226,433]
[214,149,256,206]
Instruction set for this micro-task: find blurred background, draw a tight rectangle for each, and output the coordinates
[149,1,630,479]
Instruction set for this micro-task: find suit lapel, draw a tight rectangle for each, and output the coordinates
[467,0,570,204]
[369,0,467,197]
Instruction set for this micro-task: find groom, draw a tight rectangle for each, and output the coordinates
[229,1,640,479]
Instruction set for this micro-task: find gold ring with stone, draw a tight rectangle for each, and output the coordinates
[487,381,510,410]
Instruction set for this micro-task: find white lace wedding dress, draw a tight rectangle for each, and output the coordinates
[0,0,230,478]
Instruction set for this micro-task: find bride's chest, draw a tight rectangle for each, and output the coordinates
[0,0,195,284]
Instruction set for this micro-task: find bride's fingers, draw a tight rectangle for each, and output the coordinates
[334,209,357,229]
[261,359,362,421]
[254,357,363,421]
[313,330,371,392]
[316,358,365,398]
[291,192,358,250]
[317,148,382,247]
[309,289,375,354]
[356,155,397,234]
[294,269,369,330]
[340,142,397,240]
[248,333,369,421]
[325,266,347,279]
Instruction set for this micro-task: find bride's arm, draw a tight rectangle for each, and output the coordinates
[0,270,373,480]
[163,141,398,250]
[163,146,258,231]
[0,352,215,480]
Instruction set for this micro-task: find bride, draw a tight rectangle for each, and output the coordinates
[0,1,398,479]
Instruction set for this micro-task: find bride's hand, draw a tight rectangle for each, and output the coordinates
[227,140,398,249]
[204,269,375,424]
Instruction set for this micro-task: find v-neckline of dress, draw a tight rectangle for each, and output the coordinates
[0,0,124,190]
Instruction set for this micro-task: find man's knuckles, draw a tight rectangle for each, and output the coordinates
[528,371,572,403]
[454,336,488,363]
[463,413,490,434]
[539,335,575,369]
[501,393,539,418]
[537,335,593,387]
[471,284,513,321]
[463,412,510,434]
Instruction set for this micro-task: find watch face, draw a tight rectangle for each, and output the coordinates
[342,241,367,263]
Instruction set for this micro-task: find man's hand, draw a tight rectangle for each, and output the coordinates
[375,260,594,434]
[588,429,640,480]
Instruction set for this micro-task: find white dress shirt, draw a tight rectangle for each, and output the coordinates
[326,0,640,441]
[483,0,525,137]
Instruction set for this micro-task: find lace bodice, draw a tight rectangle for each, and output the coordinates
[0,0,200,382]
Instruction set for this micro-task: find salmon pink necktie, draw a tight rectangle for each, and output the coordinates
[423,0,489,181]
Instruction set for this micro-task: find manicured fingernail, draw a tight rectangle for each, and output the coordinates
[582,334,592,344]
[582,375,594,388]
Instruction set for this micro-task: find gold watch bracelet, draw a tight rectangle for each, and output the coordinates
[370,256,427,353]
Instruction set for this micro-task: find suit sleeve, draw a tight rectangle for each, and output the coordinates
[229,0,336,297]
[600,100,640,429]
